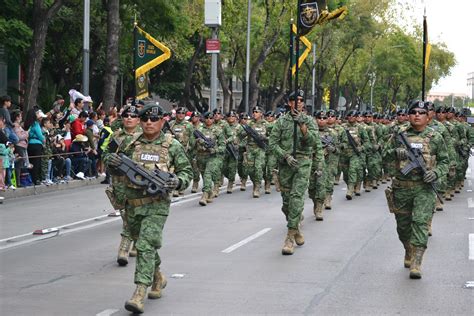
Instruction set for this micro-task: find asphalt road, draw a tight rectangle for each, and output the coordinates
[1,159,473,315]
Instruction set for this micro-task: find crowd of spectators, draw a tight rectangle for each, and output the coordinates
[0,94,115,190]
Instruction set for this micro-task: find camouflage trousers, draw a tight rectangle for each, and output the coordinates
[188,152,200,183]
[393,181,435,248]
[325,155,339,194]
[196,154,219,193]
[222,153,238,182]
[214,154,225,184]
[278,158,312,229]
[308,160,328,203]
[237,148,248,181]
[127,203,168,286]
[366,152,382,182]
[243,147,266,184]
[340,154,364,185]
[264,152,277,183]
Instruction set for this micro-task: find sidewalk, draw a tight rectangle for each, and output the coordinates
[0,176,106,201]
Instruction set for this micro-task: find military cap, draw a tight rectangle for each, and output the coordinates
[327,109,337,117]
[396,108,407,115]
[121,105,139,116]
[212,108,222,115]
[226,110,237,117]
[313,110,326,118]
[288,89,305,101]
[176,107,187,114]
[265,111,275,117]
[252,106,264,113]
[189,111,201,118]
[203,111,214,119]
[435,105,446,113]
[363,110,373,117]
[446,106,456,113]
[239,112,250,120]
[345,110,359,117]
[424,101,435,111]
[139,103,164,117]
[408,100,427,112]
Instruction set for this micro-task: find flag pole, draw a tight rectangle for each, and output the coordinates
[295,0,302,100]
[421,9,427,101]
[133,17,138,105]
[288,18,294,94]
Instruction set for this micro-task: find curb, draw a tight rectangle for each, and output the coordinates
[0,177,106,200]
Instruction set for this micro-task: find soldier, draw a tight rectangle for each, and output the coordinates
[264,111,278,194]
[237,113,251,191]
[241,106,269,198]
[191,111,225,206]
[383,100,448,279]
[269,90,322,255]
[188,111,202,193]
[222,111,242,193]
[363,111,382,191]
[168,107,193,196]
[105,104,193,313]
[104,105,141,266]
[340,110,370,199]
[308,111,332,220]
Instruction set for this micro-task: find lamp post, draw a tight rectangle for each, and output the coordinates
[369,72,376,111]
[244,0,251,114]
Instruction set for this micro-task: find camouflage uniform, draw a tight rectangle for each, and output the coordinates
[222,121,242,192]
[168,118,193,195]
[264,120,278,193]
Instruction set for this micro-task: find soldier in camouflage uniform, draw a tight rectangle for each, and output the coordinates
[264,111,278,194]
[240,106,269,198]
[104,105,141,266]
[363,111,383,191]
[340,110,370,199]
[447,108,469,194]
[222,111,242,193]
[269,90,322,255]
[190,111,225,206]
[308,111,333,220]
[168,107,193,196]
[188,111,202,193]
[237,113,250,191]
[383,100,448,279]
[326,110,345,207]
[105,104,192,313]
[211,109,229,197]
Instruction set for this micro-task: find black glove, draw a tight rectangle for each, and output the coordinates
[423,170,437,183]
[284,154,298,168]
[107,153,122,168]
[395,148,408,160]
[164,174,180,190]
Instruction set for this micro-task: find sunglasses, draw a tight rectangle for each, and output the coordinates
[297,98,304,102]
[397,114,407,116]
[328,115,336,118]
[176,111,186,114]
[318,117,328,120]
[122,114,138,119]
[140,115,163,122]
[409,110,427,115]
[253,110,261,113]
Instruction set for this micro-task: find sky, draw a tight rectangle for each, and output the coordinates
[398,0,474,95]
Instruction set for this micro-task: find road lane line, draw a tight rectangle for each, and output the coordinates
[96,309,119,316]
[221,228,272,253]
[469,234,474,260]
[468,198,474,209]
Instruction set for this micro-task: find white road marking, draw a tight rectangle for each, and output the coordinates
[221,228,272,253]
[469,234,474,260]
[96,309,119,316]
[464,281,474,289]
[468,198,474,209]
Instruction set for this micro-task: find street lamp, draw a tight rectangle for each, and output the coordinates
[369,72,376,111]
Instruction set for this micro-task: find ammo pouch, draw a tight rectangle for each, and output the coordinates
[384,186,396,214]
[105,186,125,210]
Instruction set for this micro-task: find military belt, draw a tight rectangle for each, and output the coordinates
[295,154,311,160]
[127,196,162,207]
[392,178,425,188]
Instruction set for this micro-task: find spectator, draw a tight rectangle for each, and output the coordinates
[41,117,54,185]
[88,112,100,139]
[62,120,73,151]
[11,110,29,186]
[25,108,46,185]
[70,98,84,117]
[108,106,118,125]
[49,94,65,116]
[51,134,72,182]
[69,134,91,180]
[96,109,106,130]
[0,95,19,144]
[0,114,6,189]
[85,119,98,177]
[71,111,88,140]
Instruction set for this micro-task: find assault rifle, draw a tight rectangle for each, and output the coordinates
[193,130,215,149]
[226,143,239,160]
[321,135,335,148]
[242,124,268,150]
[456,144,471,159]
[397,132,443,204]
[345,129,361,156]
[116,153,176,196]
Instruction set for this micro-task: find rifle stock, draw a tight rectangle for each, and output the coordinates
[193,130,215,149]
[242,124,268,150]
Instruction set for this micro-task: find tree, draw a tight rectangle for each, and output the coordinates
[102,0,120,112]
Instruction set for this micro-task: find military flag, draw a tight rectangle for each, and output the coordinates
[133,24,171,99]
[421,12,430,100]
[291,24,312,76]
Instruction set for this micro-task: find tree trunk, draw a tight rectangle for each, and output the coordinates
[217,56,231,113]
[24,0,64,113]
[180,33,204,110]
[102,0,120,112]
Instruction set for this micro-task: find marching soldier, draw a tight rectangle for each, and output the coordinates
[105,104,193,313]
[363,111,382,191]
[237,113,251,190]
[326,109,345,207]
[269,89,322,255]
[189,111,202,193]
[383,100,448,279]
[222,111,242,193]
[264,111,278,194]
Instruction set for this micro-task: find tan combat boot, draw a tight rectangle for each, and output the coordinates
[443,191,452,201]
[313,201,323,221]
[124,284,147,314]
[334,173,341,185]
[372,179,378,189]
[272,170,281,192]
[264,181,271,194]
[355,182,362,196]
[213,184,220,198]
[346,184,354,200]
[402,241,412,268]
[324,195,332,210]
[282,229,297,255]
[252,182,260,198]
[240,178,247,191]
[129,242,137,257]
[191,180,199,193]
[428,218,433,237]
[409,247,425,279]
[172,190,179,197]
[227,181,234,194]
[435,198,443,211]
[179,191,184,196]
[199,192,208,206]
[117,237,132,266]
[294,228,305,246]
[206,191,214,203]
[148,269,167,299]
[364,180,371,192]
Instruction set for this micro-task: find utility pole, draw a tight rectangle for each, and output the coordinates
[83,0,90,95]
[205,0,222,112]
[244,0,251,114]
[210,28,218,111]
